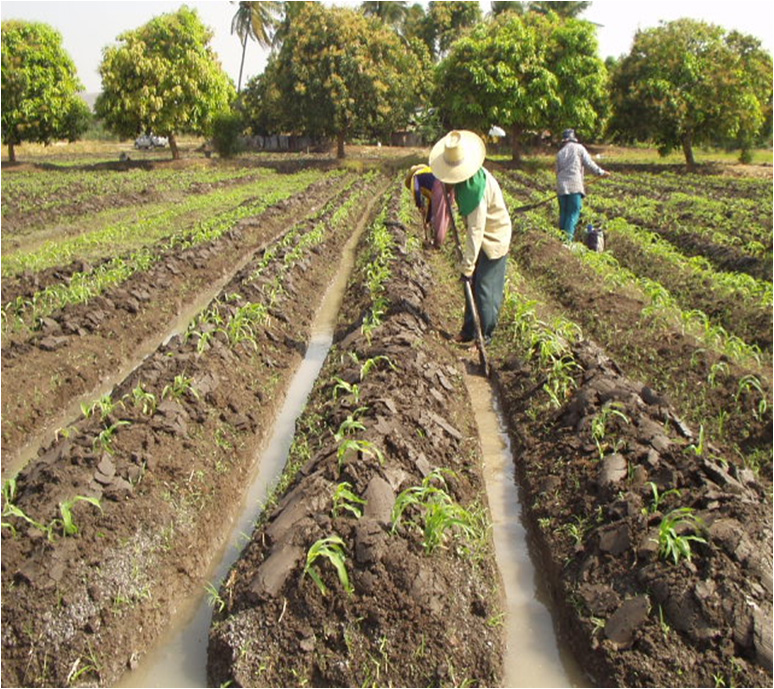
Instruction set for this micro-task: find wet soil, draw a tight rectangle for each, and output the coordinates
[2,155,772,688]
[1,173,354,473]
[0,172,387,687]
[208,210,504,688]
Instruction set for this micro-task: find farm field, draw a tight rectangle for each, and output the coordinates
[1,144,772,688]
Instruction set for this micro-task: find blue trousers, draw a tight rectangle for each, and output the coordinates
[558,193,583,241]
[462,252,508,342]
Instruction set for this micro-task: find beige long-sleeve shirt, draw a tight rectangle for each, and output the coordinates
[460,168,512,277]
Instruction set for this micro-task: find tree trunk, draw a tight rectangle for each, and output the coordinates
[8,143,16,163]
[682,133,696,172]
[510,123,523,165]
[336,131,346,159]
[237,34,247,93]
[169,133,180,160]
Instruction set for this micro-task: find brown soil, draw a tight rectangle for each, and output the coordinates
[208,217,504,687]
[1,173,353,472]
[0,171,388,686]
[2,154,771,688]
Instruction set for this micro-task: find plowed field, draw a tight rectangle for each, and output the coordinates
[2,150,771,688]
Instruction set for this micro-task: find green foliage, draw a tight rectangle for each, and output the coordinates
[259,3,428,157]
[210,110,246,158]
[391,469,483,555]
[231,1,282,92]
[331,482,366,519]
[435,11,607,160]
[1,20,90,160]
[95,6,236,159]
[303,535,353,596]
[590,401,630,459]
[162,375,199,401]
[57,496,102,537]
[608,19,773,167]
[2,480,102,541]
[654,507,707,564]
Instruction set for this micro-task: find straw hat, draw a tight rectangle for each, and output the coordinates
[429,130,486,184]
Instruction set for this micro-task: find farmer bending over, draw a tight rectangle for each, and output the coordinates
[429,130,512,344]
[404,163,450,248]
[556,128,609,243]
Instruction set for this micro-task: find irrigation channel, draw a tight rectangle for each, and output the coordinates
[116,220,585,687]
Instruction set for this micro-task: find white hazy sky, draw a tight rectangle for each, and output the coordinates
[1,1,772,93]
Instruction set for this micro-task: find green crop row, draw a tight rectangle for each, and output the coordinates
[3,169,332,277]
[1,170,343,333]
[1,166,260,219]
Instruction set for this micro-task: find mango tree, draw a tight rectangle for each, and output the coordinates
[1,20,91,163]
[264,3,428,158]
[95,6,235,160]
[608,19,773,170]
[435,11,607,162]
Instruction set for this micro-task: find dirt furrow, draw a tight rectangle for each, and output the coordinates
[1,174,355,474]
[0,174,388,687]
[208,193,504,687]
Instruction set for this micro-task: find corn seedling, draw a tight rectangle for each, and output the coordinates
[736,374,769,421]
[56,496,102,537]
[331,482,366,519]
[391,469,482,555]
[2,479,47,536]
[204,581,226,612]
[81,393,121,422]
[131,384,157,415]
[654,507,707,564]
[332,377,361,403]
[333,413,367,442]
[92,420,131,455]
[336,438,384,469]
[162,375,200,401]
[358,355,396,381]
[686,424,707,456]
[590,402,630,459]
[303,535,353,596]
[562,515,591,547]
[644,482,682,514]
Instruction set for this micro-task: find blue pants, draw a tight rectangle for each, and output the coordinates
[462,252,508,342]
[558,193,583,241]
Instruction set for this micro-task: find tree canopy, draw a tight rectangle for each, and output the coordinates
[1,20,91,162]
[608,18,773,169]
[95,6,235,159]
[253,3,430,157]
[491,2,591,18]
[435,11,607,161]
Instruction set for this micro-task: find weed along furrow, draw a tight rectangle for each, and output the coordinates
[207,191,504,687]
[0,172,389,687]
[0,172,358,474]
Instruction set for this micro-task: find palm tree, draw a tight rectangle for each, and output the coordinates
[231,1,282,92]
[361,1,409,29]
[491,1,590,18]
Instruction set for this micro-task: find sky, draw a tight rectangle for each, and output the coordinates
[1,1,773,94]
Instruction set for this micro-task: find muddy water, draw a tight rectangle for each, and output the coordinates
[465,372,588,688]
[116,223,364,688]
[113,226,586,686]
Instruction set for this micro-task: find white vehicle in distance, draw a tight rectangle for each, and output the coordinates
[134,133,169,149]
